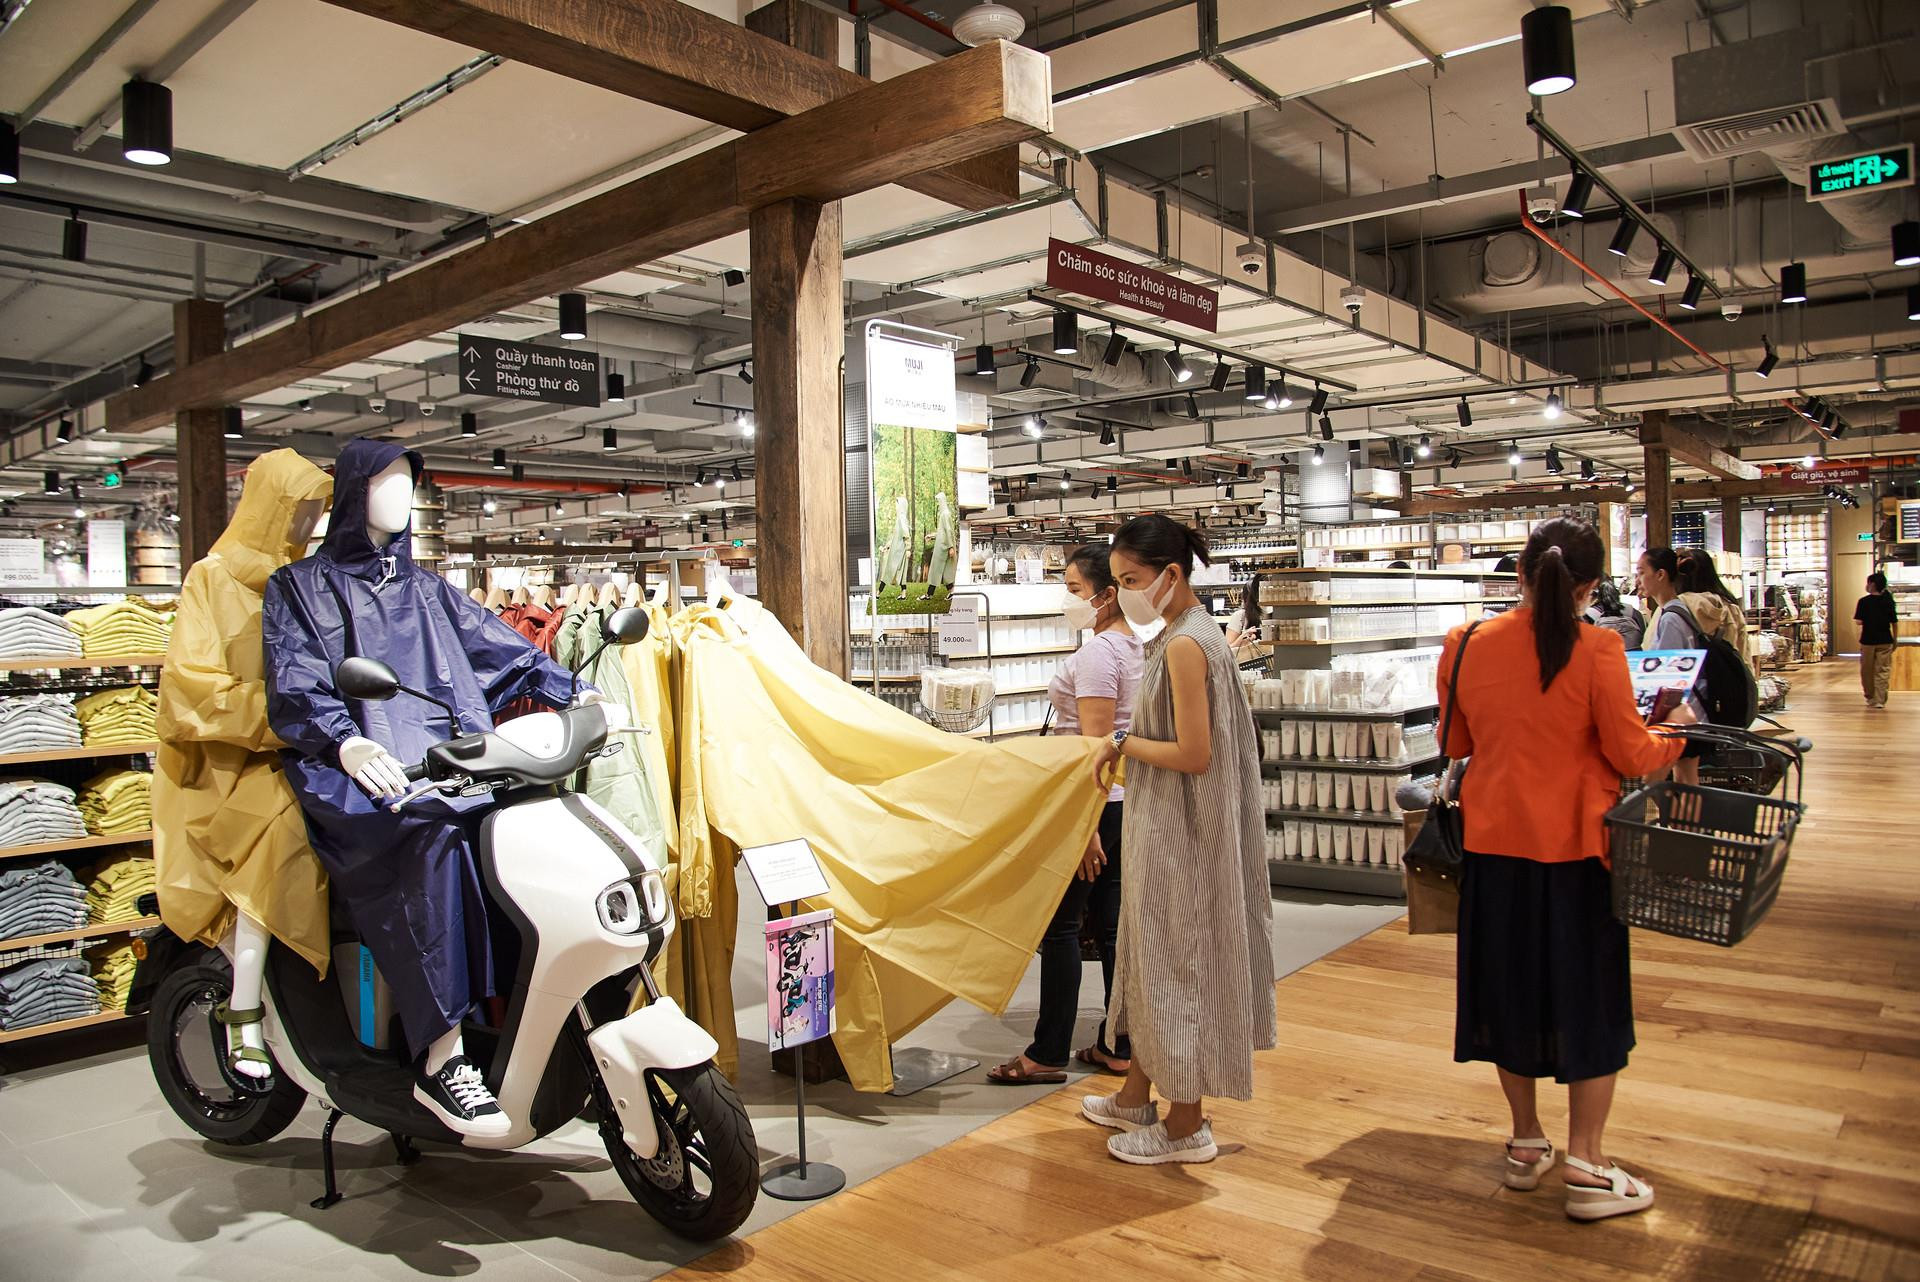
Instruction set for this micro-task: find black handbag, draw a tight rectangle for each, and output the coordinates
[1402,620,1483,904]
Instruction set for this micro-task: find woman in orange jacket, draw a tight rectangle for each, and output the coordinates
[1438,515,1690,1222]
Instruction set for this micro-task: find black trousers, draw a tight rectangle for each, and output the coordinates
[1026,800,1130,1067]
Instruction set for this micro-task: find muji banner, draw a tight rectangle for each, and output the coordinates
[1046,239,1218,332]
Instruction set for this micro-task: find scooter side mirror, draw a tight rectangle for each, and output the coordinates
[602,607,651,646]
[336,656,402,701]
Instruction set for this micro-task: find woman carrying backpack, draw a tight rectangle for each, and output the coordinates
[1675,550,1753,670]
[1585,580,1645,651]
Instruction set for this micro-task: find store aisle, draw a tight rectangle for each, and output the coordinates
[662,661,1920,1282]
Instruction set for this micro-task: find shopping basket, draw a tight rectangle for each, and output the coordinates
[1604,726,1810,947]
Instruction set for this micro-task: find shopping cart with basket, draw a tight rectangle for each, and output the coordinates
[1604,725,1810,947]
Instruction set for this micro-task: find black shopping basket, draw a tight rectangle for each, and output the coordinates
[1604,726,1810,947]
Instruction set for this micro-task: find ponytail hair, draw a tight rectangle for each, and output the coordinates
[1111,513,1213,578]
[1676,548,1738,604]
[1520,515,1605,692]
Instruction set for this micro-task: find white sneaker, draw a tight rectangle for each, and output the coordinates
[1108,1120,1218,1165]
[414,1055,511,1138]
[1080,1092,1158,1132]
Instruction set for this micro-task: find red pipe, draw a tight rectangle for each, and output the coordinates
[866,0,956,41]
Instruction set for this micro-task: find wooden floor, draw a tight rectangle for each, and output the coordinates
[671,661,1920,1282]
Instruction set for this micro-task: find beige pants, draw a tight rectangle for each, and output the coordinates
[1860,644,1894,706]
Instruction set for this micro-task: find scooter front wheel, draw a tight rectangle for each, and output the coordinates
[148,959,306,1145]
[580,1041,758,1241]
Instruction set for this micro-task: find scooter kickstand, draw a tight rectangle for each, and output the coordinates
[391,1132,422,1166]
[311,1108,344,1210]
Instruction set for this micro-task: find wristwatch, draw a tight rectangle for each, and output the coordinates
[1109,728,1129,753]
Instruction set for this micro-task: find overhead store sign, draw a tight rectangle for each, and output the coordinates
[1806,145,1911,202]
[1900,500,1920,542]
[459,336,601,407]
[1772,463,1870,486]
[1046,239,1218,332]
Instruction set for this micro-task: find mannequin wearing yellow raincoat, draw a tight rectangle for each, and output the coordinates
[155,450,334,981]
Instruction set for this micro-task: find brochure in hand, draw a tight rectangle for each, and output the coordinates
[1625,649,1708,723]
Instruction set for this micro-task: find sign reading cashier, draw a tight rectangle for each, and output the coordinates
[1046,239,1218,332]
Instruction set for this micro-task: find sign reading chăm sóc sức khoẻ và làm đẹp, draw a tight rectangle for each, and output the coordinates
[1046,239,1219,332]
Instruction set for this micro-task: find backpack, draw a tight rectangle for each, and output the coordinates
[1659,600,1757,729]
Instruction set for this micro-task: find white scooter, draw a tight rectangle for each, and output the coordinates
[141,608,759,1241]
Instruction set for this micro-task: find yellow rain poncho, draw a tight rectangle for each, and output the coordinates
[675,596,1106,1091]
[154,449,334,974]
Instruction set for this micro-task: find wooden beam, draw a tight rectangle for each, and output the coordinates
[1398,486,1628,517]
[746,0,835,58]
[1644,454,1673,549]
[106,40,1050,433]
[173,298,227,568]
[1671,477,1808,501]
[323,0,1020,211]
[1721,496,1743,554]
[1638,415,1761,481]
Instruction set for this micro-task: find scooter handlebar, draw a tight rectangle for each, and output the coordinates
[403,761,429,783]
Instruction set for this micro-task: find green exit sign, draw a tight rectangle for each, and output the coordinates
[1857,532,1873,541]
[1808,144,1912,202]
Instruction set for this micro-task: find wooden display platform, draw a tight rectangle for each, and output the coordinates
[668,661,1920,1282]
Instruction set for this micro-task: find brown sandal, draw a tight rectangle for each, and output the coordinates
[986,1055,1067,1085]
[1075,1046,1131,1075]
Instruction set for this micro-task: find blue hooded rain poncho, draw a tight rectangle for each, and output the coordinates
[263,439,584,1056]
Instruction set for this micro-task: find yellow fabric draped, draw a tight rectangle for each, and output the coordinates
[153,449,334,976]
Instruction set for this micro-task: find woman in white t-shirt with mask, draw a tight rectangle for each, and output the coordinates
[988,545,1144,1085]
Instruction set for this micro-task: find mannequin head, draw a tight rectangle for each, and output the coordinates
[289,498,325,549]
[365,457,414,542]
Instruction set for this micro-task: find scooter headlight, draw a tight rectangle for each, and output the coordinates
[597,869,669,935]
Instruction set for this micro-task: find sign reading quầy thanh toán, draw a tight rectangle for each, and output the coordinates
[1046,239,1218,332]
[459,336,602,407]
[1806,144,1912,202]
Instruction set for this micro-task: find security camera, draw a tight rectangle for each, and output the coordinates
[1721,302,1743,322]
[418,400,437,417]
[1234,241,1264,277]
[368,396,387,414]
[1340,284,1366,318]
[1524,184,1557,224]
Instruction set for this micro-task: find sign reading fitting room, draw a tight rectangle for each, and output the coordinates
[1806,144,1912,202]
[1046,239,1218,332]
[459,335,603,407]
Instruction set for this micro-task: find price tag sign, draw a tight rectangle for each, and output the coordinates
[741,838,831,906]
[936,596,981,656]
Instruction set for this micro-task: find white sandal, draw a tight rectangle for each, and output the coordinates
[1563,1154,1655,1221]
[1503,1136,1556,1191]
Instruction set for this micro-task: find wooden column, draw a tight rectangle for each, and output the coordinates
[1721,496,1743,555]
[1641,409,1672,549]
[173,298,228,568]
[748,0,847,676]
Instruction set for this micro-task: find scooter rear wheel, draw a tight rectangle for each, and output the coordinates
[148,959,306,1145]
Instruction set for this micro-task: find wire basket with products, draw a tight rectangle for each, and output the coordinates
[1604,726,1809,948]
[914,666,998,734]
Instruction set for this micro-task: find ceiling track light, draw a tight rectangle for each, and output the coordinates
[491,448,507,471]
[737,363,752,386]
[1400,443,1417,467]
[0,119,17,185]
[56,418,74,443]
[1165,345,1193,384]
[1607,219,1638,257]
[511,463,524,482]
[1165,457,1178,472]
[1098,422,1115,447]
[1308,385,1328,416]
[1755,336,1779,378]
[1019,356,1039,388]
[1310,443,1325,465]
[557,291,588,340]
[1446,447,1464,469]
[607,371,625,402]
[1456,398,1472,427]
[1106,475,1117,492]
[1318,415,1334,442]
[1236,461,1250,478]
[974,343,997,376]
[43,470,59,495]
[1186,392,1201,420]
[1208,361,1231,393]
[1099,331,1125,366]
[1545,443,1565,474]
[1244,364,1266,402]
[461,411,478,437]
[1648,245,1676,286]
[1679,274,1705,310]
[1561,171,1592,219]
[1544,390,1564,420]
[722,268,746,288]
[1895,221,1920,268]
[1269,379,1294,411]
[1908,283,1920,322]
[1780,261,1808,304]
[731,461,743,482]
[1506,441,1523,466]
[1580,457,1596,480]
[222,407,243,440]
[1416,433,1432,459]
[1051,308,1078,355]
[62,215,86,263]
[602,426,618,452]
[1022,414,1044,439]
[1521,4,1576,96]
[121,79,172,165]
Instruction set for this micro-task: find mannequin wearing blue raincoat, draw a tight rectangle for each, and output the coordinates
[262,440,584,1058]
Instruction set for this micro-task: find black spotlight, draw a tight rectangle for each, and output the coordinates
[1521,4,1576,96]
[1562,171,1593,219]
[1186,392,1201,420]
[1106,475,1117,492]
[1416,433,1432,459]
[1400,443,1416,467]
[1019,357,1039,388]
[1506,440,1523,466]
[133,357,152,387]
[1165,457,1179,472]
[1545,443,1564,474]
[1456,398,1472,427]
[1310,443,1325,465]
[1648,245,1675,286]
[1165,346,1193,384]
[121,79,172,165]
[62,215,86,263]
[1208,361,1231,393]
[1098,422,1115,446]
[557,291,588,340]
[607,371,625,402]
[461,411,478,437]
[1909,283,1920,322]
[1269,380,1293,410]
[44,470,60,495]
[1780,262,1808,304]
[1051,309,1078,354]
[731,461,743,482]
[1244,364,1266,402]
[1895,221,1920,268]
[603,427,618,452]
[1236,461,1250,478]
[1005,503,1017,517]
[0,119,17,185]
[56,418,73,443]
[1608,219,1638,257]
[1679,274,1705,310]
[491,448,507,471]
[1580,457,1596,480]
[737,363,752,385]
[512,463,524,482]
[1318,415,1334,441]
[1756,337,1779,378]
[1101,331,1126,365]
[975,343,997,376]
[1308,385,1329,415]
[1446,447,1464,469]
[222,407,243,440]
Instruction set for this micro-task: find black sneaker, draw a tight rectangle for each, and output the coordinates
[413,1055,510,1138]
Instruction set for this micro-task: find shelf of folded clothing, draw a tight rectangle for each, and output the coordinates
[0,654,166,672]
[0,1007,136,1044]
[0,915,160,952]
[0,742,159,767]
[0,830,153,859]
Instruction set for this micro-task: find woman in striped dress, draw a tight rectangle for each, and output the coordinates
[1085,515,1276,1165]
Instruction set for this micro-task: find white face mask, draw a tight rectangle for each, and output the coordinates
[1060,586,1106,632]
[1116,565,1175,626]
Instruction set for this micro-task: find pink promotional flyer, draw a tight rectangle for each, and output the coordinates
[765,909,835,1051]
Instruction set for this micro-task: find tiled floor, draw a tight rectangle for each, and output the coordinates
[0,874,1400,1282]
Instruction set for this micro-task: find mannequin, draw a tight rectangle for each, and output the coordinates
[154,449,334,1082]
[927,490,956,591]
[263,440,600,1137]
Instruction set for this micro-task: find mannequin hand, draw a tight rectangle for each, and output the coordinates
[1078,829,1105,882]
[573,689,628,732]
[339,736,409,800]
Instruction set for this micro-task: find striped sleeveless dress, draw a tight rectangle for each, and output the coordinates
[1108,606,1277,1101]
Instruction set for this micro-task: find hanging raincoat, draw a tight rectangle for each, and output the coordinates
[262,439,583,1055]
[154,449,334,975]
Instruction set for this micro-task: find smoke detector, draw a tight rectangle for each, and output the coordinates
[952,3,1025,46]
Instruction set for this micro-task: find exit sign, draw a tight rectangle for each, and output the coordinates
[1808,144,1912,202]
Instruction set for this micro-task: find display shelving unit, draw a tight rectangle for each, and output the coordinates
[1258,567,1518,669]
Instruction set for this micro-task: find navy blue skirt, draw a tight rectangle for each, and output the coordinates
[1454,852,1634,1084]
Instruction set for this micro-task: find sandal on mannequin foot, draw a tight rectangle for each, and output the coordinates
[1563,1155,1655,1221]
[212,1002,274,1086]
